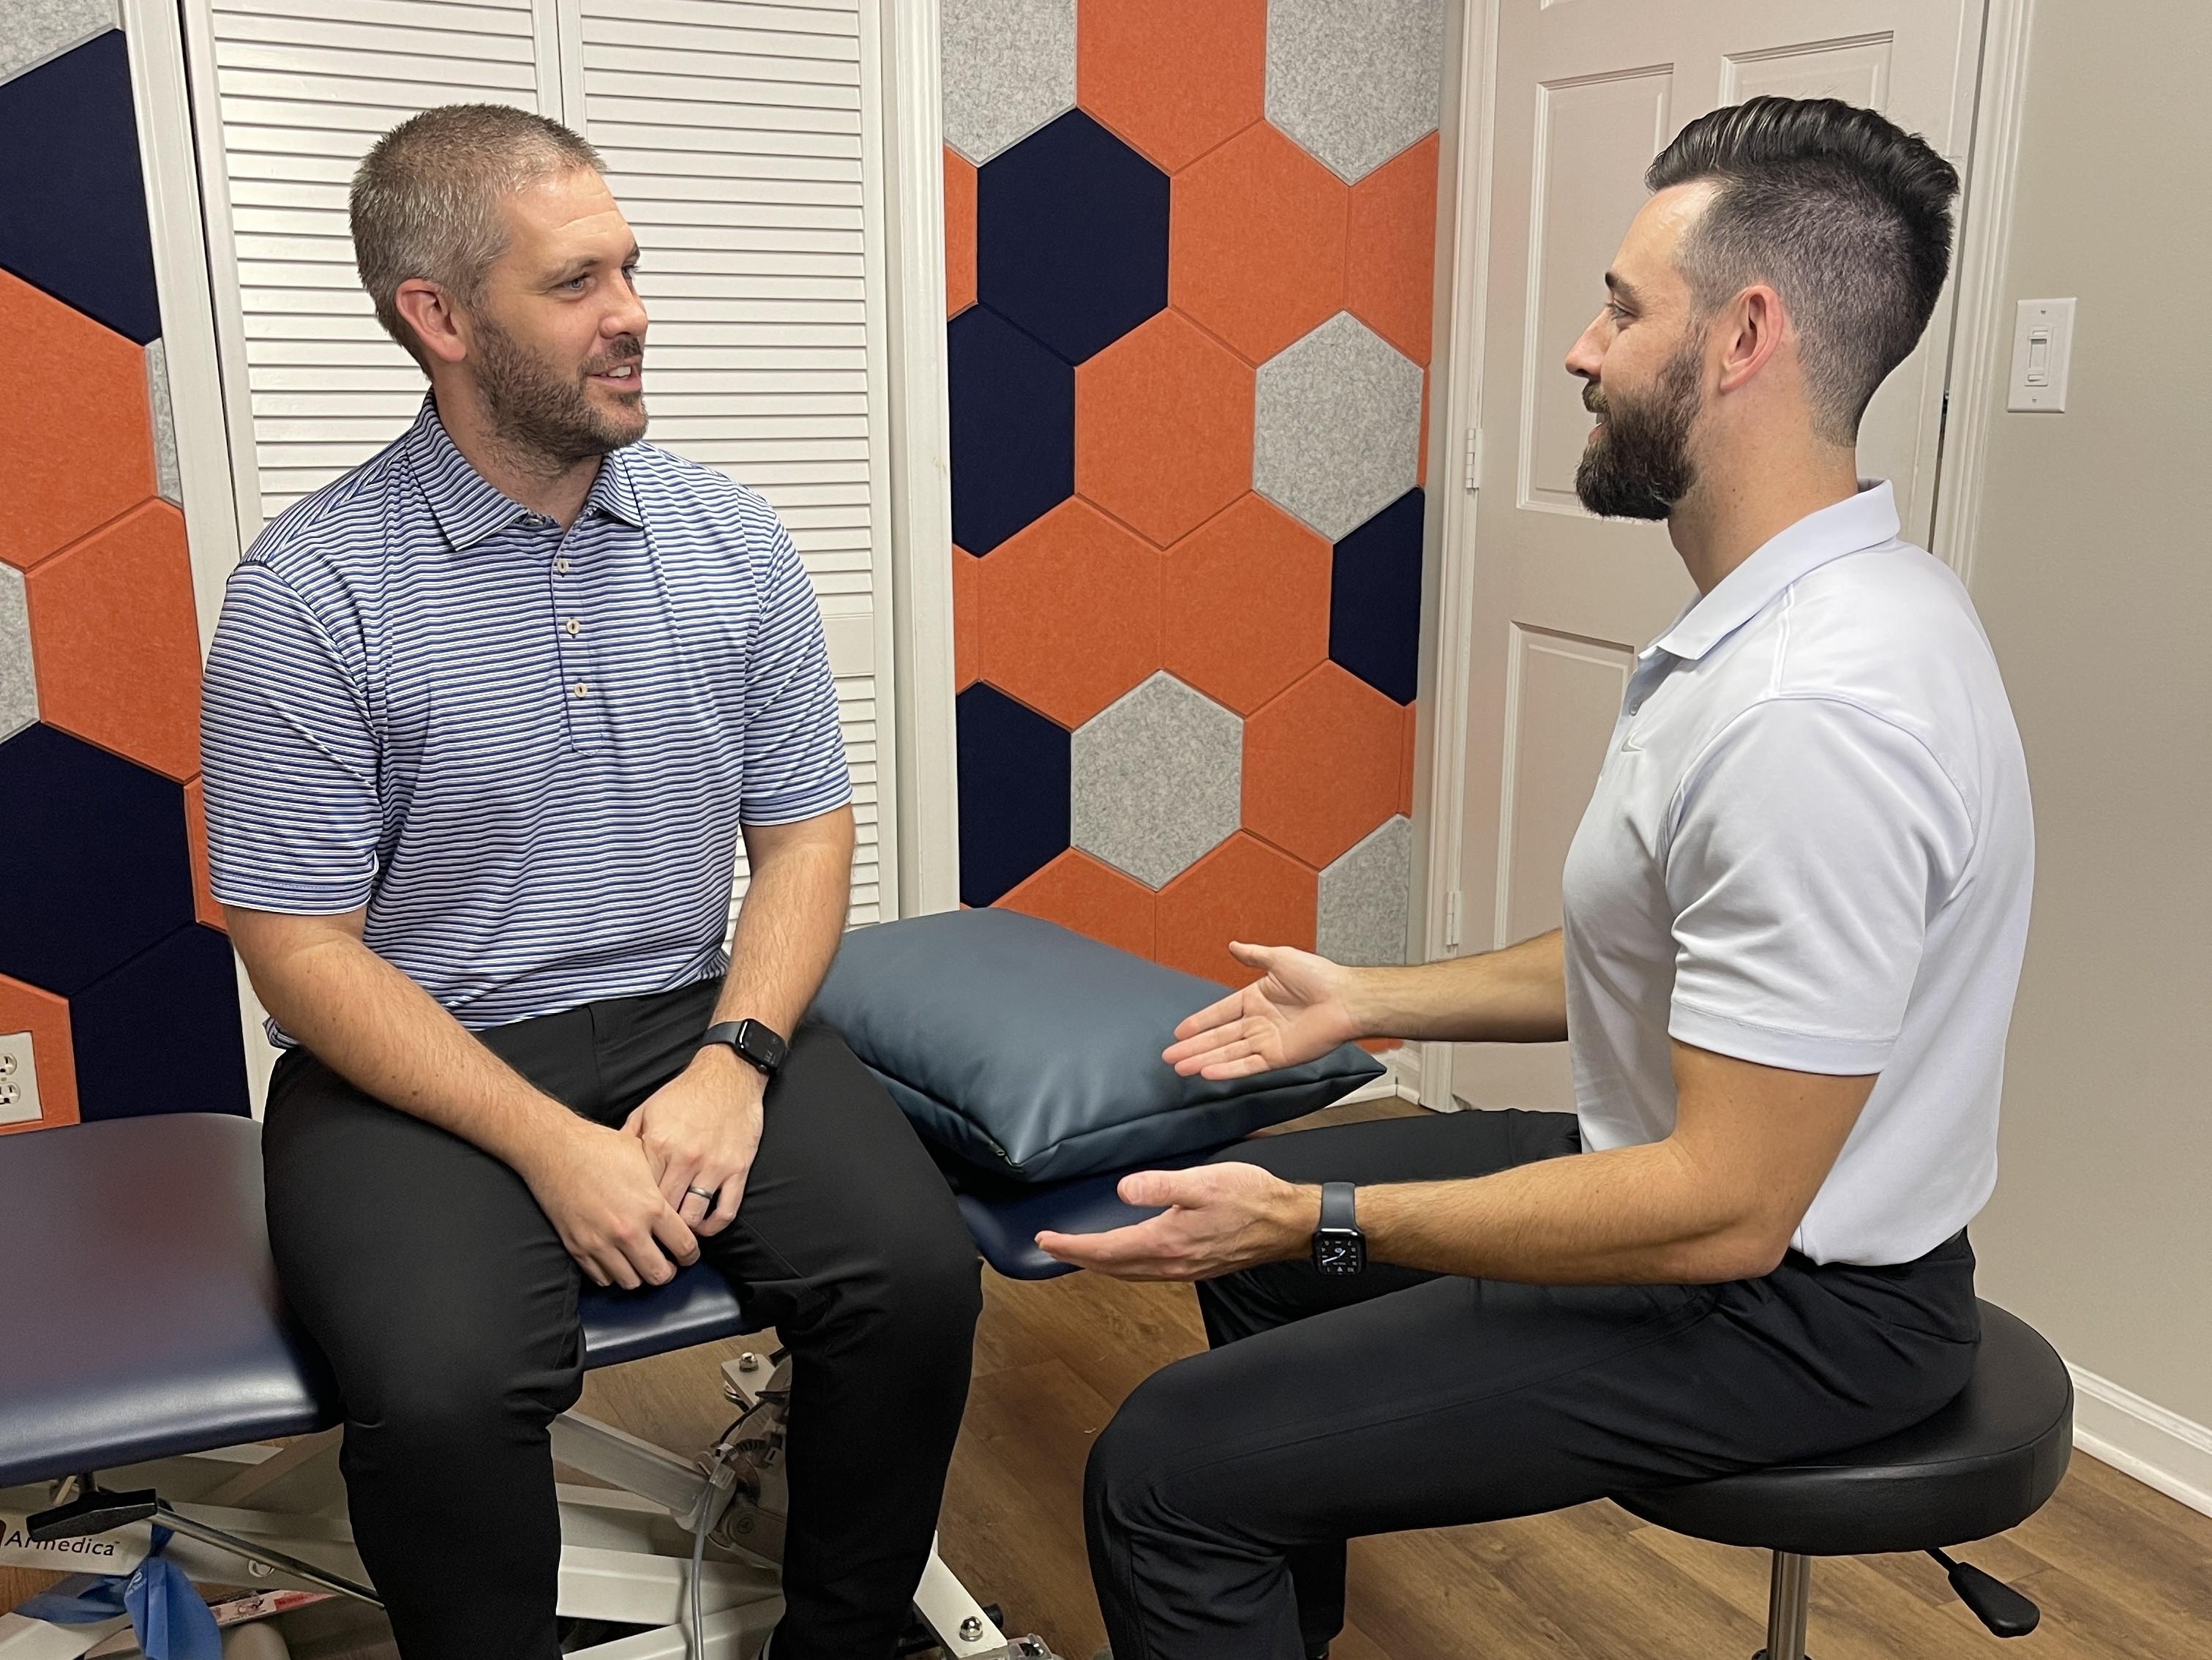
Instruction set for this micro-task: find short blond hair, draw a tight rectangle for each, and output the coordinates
[350,104,604,370]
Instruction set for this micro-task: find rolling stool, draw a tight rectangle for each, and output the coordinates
[1617,1301,2072,1659]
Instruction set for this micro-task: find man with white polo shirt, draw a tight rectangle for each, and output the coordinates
[1044,97,2033,1660]
[199,105,978,1660]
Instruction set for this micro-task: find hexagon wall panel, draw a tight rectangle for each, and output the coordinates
[1170,121,1348,366]
[1,0,116,85]
[1243,662,1403,867]
[1346,132,1439,365]
[956,682,1071,909]
[27,499,203,779]
[1162,494,1330,716]
[183,774,223,930]
[0,29,161,343]
[1330,488,1425,705]
[1317,814,1412,966]
[948,304,1073,554]
[1156,833,1316,990]
[1265,0,1444,185]
[978,500,1161,728]
[1254,312,1422,541]
[1077,0,1267,173]
[72,923,250,1121]
[1076,310,1253,547]
[952,545,981,691]
[0,723,195,995]
[941,0,1075,166]
[945,148,977,316]
[978,110,1167,365]
[0,564,34,743]
[999,849,1155,962]
[1072,672,1241,889]
[0,266,157,571]
[0,971,78,1133]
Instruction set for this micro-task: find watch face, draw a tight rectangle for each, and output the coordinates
[1313,1231,1365,1276]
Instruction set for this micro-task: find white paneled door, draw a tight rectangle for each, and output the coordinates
[192,0,896,924]
[1443,0,1982,1111]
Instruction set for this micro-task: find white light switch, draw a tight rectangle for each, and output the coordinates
[2007,299,2076,412]
[0,1030,42,1126]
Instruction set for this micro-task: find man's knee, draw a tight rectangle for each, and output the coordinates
[346,1347,580,1465]
[1086,1356,1221,1537]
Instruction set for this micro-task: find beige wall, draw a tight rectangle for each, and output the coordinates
[1963,0,2212,1425]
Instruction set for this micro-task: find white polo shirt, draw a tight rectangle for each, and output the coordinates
[1560,481,2033,1265]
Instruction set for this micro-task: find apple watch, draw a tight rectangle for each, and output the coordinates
[701,1018,787,1081]
[1311,1181,1365,1276]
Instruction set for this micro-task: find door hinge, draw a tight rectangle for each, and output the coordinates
[1463,427,1483,493]
[1443,889,1463,951]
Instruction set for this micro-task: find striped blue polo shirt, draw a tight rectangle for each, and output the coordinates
[200,397,850,1037]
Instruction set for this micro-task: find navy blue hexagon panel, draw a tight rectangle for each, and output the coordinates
[948,304,1075,554]
[956,683,1072,909]
[976,110,1169,366]
[1329,489,1425,705]
[72,926,250,1122]
[0,30,162,345]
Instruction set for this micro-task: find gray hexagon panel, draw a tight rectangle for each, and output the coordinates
[942,0,1076,165]
[146,339,181,505]
[1255,313,1424,541]
[1,564,37,744]
[1072,671,1242,890]
[1266,0,1444,184]
[1,0,114,85]
[1317,815,1412,966]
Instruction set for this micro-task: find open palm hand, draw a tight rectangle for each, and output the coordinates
[1162,941,1361,1080]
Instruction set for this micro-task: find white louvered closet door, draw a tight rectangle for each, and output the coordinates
[196,0,898,926]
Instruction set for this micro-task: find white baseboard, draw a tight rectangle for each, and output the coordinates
[2068,1364,2212,1519]
[1339,1047,1426,1107]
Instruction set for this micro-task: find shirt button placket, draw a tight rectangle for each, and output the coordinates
[552,539,601,749]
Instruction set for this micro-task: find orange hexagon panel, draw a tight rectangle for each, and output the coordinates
[1170,122,1349,366]
[0,269,157,572]
[945,146,977,316]
[1347,133,1440,367]
[0,971,78,1134]
[27,500,203,780]
[952,544,981,690]
[977,499,1162,728]
[1398,698,1420,818]
[1243,662,1404,867]
[1156,832,1317,989]
[1077,0,1267,173]
[999,848,1157,962]
[1076,310,1253,549]
[183,775,225,930]
[1163,494,1330,716]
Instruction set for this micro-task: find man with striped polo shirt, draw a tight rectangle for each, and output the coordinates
[200,105,979,1660]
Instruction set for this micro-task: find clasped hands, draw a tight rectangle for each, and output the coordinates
[524,1045,765,1290]
[1038,940,1359,1283]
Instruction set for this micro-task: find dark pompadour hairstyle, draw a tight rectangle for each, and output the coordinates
[1646,97,1960,443]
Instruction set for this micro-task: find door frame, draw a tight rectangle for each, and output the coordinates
[1411,0,2036,1110]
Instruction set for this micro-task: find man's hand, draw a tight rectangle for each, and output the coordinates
[1035,1163,1318,1282]
[623,1047,765,1238]
[1162,943,1363,1079]
[520,1118,700,1290]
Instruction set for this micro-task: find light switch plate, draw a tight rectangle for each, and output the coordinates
[2007,298,2076,412]
[0,1030,42,1126]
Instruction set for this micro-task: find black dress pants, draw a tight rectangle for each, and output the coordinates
[1084,1110,1982,1660]
[261,979,982,1660]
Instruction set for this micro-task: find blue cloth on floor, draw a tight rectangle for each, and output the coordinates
[13,1527,222,1660]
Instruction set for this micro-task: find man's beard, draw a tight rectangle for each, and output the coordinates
[1573,339,1700,520]
[472,314,646,468]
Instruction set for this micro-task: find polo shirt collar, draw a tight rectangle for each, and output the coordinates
[1646,479,1901,663]
[403,395,646,550]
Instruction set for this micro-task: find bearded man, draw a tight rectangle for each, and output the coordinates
[1051,97,2035,1660]
[199,105,979,1660]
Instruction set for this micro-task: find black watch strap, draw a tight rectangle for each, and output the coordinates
[1320,1181,1357,1231]
[702,1018,787,1080]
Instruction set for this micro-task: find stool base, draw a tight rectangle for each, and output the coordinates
[1757,1550,1812,1660]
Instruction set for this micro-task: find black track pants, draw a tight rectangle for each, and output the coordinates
[1084,1110,1980,1660]
[262,979,982,1660]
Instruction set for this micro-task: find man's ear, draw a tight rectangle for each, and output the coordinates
[391,277,468,367]
[1714,283,1788,397]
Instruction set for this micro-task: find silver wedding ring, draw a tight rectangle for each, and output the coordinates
[685,1184,719,1205]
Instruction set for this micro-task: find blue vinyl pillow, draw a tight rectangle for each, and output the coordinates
[810,909,1384,1184]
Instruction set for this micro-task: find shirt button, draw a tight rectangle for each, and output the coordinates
[555,557,571,575]
[565,618,581,637]
[571,681,589,698]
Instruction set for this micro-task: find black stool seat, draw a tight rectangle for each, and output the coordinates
[0,1113,751,1489]
[1619,1301,2072,1556]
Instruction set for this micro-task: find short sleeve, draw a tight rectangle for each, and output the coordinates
[738,515,852,824]
[199,564,382,913]
[1663,696,1973,1074]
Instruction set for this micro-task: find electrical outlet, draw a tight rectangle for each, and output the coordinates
[0,1031,43,1126]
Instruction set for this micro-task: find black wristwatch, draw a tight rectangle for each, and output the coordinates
[701,1018,787,1081]
[1311,1181,1365,1276]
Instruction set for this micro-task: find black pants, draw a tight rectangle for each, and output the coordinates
[1084,1110,1981,1660]
[262,979,983,1660]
